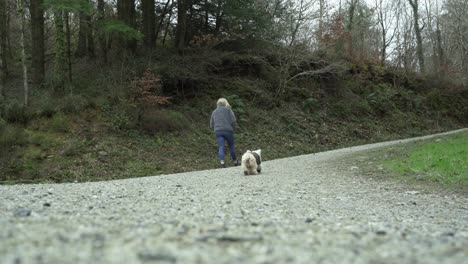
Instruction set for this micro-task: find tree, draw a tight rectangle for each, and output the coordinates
[29,0,45,87]
[175,0,189,52]
[442,0,468,77]
[286,0,314,47]
[155,0,172,44]
[117,0,137,53]
[346,0,359,58]
[0,0,8,96]
[408,0,425,73]
[18,0,28,106]
[97,0,107,62]
[375,0,400,65]
[53,9,67,90]
[318,0,326,48]
[162,0,175,45]
[142,0,156,49]
[76,0,95,58]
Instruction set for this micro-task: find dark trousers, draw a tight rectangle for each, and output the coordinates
[215,131,237,161]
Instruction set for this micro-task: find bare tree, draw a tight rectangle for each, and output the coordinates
[347,0,359,58]
[442,0,468,77]
[375,0,400,65]
[288,0,314,47]
[155,0,171,44]
[318,0,325,48]
[162,1,175,45]
[408,0,425,73]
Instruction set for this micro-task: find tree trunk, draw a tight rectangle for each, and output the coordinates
[408,0,425,73]
[117,0,137,53]
[19,0,28,106]
[162,2,174,45]
[155,0,171,44]
[436,20,444,71]
[0,0,8,96]
[54,10,66,91]
[347,0,358,59]
[204,0,209,31]
[29,0,45,88]
[76,10,87,57]
[97,0,107,63]
[64,12,72,84]
[176,0,188,52]
[215,0,223,33]
[142,0,156,49]
[76,4,94,58]
[318,0,324,49]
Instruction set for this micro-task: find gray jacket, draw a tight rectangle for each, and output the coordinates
[210,106,237,132]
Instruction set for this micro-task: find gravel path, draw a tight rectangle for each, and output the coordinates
[1,129,467,264]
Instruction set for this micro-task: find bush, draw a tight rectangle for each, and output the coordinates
[0,124,28,148]
[61,139,88,157]
[108,106,132,131]
[51,113,70,132]
[1,99,31,124]
[28,132,57,150]
[140,109,190,134]
[100,100,135,131]
[367,83,397,115]
[0,117,6,131]
[303,98,319,113]
[225,94,246,115]
[33,93,57,117]
[57,94,89,114]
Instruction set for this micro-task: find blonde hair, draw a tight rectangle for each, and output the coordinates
[217,98,231,108]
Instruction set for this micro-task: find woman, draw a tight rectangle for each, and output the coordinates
[210,98,240,168]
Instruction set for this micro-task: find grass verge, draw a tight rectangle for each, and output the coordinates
[358,131,467,194]
[384,132,467,186]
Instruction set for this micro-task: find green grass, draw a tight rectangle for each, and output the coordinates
[384,132,468,188]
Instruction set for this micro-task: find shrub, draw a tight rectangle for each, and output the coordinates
[0,124,28,147]
[303,97,319,113]
[28,132,57,150]
[29,91,57,118]
[0,117,5,131]
[57,94,89,114]
[61,139,88,157]
[1,99,30,124]
[367,83,397,115]
[108,106,132,131]
[37,97,57,117]
[100,99,135,131]
[23,147,44,161]
[130,69,171,124]
[140,109,190,134]
[51,113,70,132]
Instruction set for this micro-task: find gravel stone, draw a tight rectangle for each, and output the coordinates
[0,129,467,263]
[13,209,31,217]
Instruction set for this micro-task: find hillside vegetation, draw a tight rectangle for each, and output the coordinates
[1,45,467,184]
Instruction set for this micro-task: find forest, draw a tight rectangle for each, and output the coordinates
[0,0,467,183]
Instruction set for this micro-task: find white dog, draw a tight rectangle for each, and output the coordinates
[241,149,262,175]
